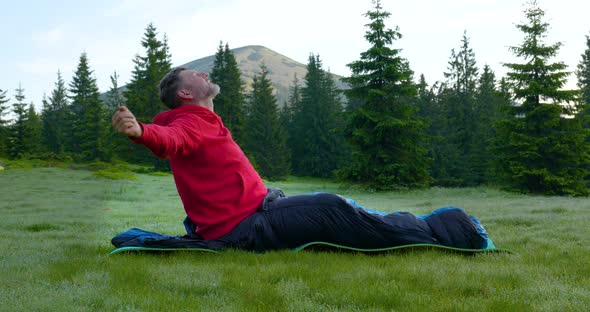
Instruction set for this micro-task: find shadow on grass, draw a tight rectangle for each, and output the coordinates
[24,223,64,232]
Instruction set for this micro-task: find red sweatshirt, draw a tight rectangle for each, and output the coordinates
[132,105,267,240]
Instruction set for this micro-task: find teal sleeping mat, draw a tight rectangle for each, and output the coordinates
[110,238,510,255]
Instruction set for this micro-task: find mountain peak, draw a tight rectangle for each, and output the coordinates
[179,45,345,106]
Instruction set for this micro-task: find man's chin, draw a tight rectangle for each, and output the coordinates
[208,84,221,98]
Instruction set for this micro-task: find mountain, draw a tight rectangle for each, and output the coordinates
[178,45,348,106]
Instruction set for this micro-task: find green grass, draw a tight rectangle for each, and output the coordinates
[0,168,589,311]
[92,169,138,181]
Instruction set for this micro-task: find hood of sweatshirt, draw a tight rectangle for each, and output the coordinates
[153,105,223,128]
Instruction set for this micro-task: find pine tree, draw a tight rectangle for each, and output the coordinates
[281,74,301,150]
[244,64,290,180]
[576,34,590,127]
[427,83,455,184]
[125,25,172,119]
[41,94,51,152]
[339,0,431,189]
[472,65,511,183]
[8,84,29,158]
[69,53,107,161]
[24,103,42,155]
[106,71,124,110]
[577,34,590,107]
[290,54,345,178]
[105,71,127,160]
[440,31,479,186]
[575,33,590,183]
[416,75,433,119]
[0,88,10,156]
[41,71,69,155]
[496,1,588,195]
[416,75,448,182]
[283,74,301,124]
[123,23,173,169]
[210,42,246,144]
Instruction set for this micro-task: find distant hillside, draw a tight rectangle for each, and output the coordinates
[179,45,348,106]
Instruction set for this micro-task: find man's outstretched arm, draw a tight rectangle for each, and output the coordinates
[112,106,142,138]
[111,105,201,159]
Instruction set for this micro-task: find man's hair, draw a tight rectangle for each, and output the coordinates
[159,67,187,109]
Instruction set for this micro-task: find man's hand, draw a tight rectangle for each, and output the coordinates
[112,106,143,138]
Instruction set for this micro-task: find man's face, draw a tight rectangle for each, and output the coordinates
[179,70,220,100]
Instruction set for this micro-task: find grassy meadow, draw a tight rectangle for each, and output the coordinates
[0,162,589,311]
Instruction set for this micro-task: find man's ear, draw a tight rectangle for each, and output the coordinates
[177,89,193,101]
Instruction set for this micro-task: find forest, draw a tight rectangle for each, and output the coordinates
[0,0,588,196]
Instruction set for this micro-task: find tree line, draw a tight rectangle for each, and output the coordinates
[0,0,588,195]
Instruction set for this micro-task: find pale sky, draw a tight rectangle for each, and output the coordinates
[1,0,589,110]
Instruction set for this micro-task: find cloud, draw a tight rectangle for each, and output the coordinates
[164,0,369,75]
[16,58,75,76]
[32,26,66,45]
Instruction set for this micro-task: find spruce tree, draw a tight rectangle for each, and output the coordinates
[290,54,345,178]
[497,1,588,195]
[41,95,51,153]
[106,71,124,110]
[416,74,433,119]
[282,74,301,151]
[340,0,431,189]
[576,34,590,128]
[428,83,462,185]
[416,75,449,183]
[472,66,497,183]
[123,23,172,169]
[105,71,127,160]
[211,42,226,82]
[210,42,246,144]
[472,65,511,183]
[0,88,9,156]
[8,85,29,158]
[125,25,173,119]
[440,31,479,186]
[577,34,590,107]
[41,71,69,155]
[69,53,107,161]
[426,83,454,184]
[24,103,42,155]
[575,33,590,183]
[244,64,290,180]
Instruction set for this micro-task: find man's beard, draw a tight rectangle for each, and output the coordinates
[206,83,220,98]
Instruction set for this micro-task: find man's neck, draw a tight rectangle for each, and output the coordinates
[199,99,214,111]
[183,98,214,111]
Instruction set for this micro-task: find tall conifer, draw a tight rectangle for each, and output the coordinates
[575,33,590,184]
[290,54,345,178]
[244,64,290,180]
[496,1,588,195]
[577,34,590,107]
[440,31,479,185]
[69,53,107,161]
[122,23,172,169]
[105,71,127,160]
[472,65,511,183]
[0,88,9,156]
[24,104,42,155]
[282,74,301,155]
[9,85,29,158]
[41,71,69,155]
[210,42,246,144]
[340,0,431,189]
[576,34,590,130]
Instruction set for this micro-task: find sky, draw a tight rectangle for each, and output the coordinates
[1,0,589,111]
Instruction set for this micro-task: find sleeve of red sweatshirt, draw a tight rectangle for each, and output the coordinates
[131,115,202,159]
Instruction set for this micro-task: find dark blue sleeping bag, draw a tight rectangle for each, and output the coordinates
[112,193,489,252]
